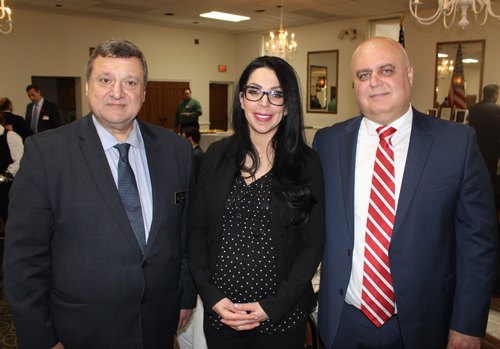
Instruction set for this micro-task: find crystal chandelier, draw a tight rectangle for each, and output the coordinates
[0,0,13,34]
[437,58,454,78]
[265,2,297,60]
[410,0,500,29]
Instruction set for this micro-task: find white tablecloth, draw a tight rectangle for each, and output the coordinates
[199,132,232,151]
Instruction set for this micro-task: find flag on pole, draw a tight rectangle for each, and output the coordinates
[448,44,467,109]
[398,15,405,48]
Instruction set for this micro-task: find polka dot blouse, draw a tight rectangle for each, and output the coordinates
[210,172,306,334]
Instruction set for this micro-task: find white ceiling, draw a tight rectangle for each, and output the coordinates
[6,0,440,34]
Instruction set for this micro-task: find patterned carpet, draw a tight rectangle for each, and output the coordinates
[0,279,17,349]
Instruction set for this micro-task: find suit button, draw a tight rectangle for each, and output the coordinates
[339,289,344,295]
[141,298,146,305]
[347,249,351,256]
[142,261,148,268]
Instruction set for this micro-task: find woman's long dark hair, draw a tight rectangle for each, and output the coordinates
[231,56,316,229]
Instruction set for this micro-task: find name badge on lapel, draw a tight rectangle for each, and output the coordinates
[175,190,187,204]
[42,115,50,121]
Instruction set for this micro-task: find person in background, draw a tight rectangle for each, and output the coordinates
[174,88,202,133]
[4,38,196,349]
[0,98,33,141]
[468,83,500,296]
[182,126,204,183]
[314,37,497,349]
[25,85,61,133]
[0,112,23,225]
[188,56,325,349]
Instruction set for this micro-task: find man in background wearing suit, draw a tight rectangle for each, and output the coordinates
[4,38,196,349]
[314,37,497,349]
[0,97,33,141]
[468,84,500,187]
[468,84,500,296]
[25,84,61,133]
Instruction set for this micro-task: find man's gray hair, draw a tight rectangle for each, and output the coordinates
[85,38,148,89]
[483,84,499,100]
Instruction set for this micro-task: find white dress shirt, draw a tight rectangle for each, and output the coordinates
[0,125,24,176]
[345,105,413,312]
[92,116,153,241]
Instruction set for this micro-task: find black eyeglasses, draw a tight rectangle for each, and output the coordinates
[243,85,285,106]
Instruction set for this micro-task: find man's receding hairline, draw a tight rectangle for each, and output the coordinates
[352,37,410,70]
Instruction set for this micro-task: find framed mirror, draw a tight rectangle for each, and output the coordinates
[434,40,485,109]
[307,50,338,113]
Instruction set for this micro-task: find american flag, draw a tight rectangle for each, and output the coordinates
[398,16,405,48]
[448,44,467,109]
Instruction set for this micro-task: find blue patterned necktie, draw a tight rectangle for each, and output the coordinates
[31,104,38,133]
[114,143,146,254]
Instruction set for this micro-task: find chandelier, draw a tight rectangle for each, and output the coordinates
[265,2,297,60]
[410,0,500,29]
[437,57,454,78]
[0,0,13,34]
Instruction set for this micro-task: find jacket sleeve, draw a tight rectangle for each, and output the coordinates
[3,136,59,348]
[187,143,227,311]
[449,128,498,336]
[189,100,202,118]
[259,152,326,323]
[179,137,198,309]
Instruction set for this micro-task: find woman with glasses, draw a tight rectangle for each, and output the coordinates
[187,56,325,349]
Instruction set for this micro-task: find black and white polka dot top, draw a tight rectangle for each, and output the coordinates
[210,172,306,333]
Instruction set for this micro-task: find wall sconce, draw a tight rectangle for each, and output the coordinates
[338,28,356,40]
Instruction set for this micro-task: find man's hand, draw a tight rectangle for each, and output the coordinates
[446,329,481,349]
[52,342,65,349]
[177,309,193,330]
[213,298,260,331]
[221,302,269,331]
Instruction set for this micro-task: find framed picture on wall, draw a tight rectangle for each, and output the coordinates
[455,109,468,123]
[438,105,455,121]
[427,109,437,117]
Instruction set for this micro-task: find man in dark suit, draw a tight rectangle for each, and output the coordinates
[25,84,61,133]
[314,37,497,349]
[182,126,204,183]
[468,84,500,186]
[0,97,33,141]
[4,38,196,349]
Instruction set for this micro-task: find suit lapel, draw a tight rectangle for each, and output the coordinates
[78,114,144,256]
[392,110,434,240]
[339,117,363,241]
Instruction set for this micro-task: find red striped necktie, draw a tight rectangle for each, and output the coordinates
[361,125,397,328]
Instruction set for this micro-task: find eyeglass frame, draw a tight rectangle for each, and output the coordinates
[242,85,285,106]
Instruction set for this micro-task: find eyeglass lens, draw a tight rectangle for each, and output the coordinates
[244,86,284,106]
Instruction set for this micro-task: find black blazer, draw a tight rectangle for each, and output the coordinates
[25,99,61,132]
[187,136,325,324]
[4,114,197,349]
[1,111,33,141]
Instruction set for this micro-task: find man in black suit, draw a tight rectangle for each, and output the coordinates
[4,38,196,349]
[25,85,61,133]
[0,97,33,141]
[182,126,204,183]
[468,84,500,186]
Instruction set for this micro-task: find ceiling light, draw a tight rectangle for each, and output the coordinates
[265,1,297,60]
[0,0,14,34]
[199,11,250,22]
[463,58,478,63]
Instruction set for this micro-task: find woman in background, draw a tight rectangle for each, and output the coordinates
[188,56,325,349]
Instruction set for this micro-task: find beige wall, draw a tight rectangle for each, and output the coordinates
[2,8,500,139]
[0,9,238,125]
